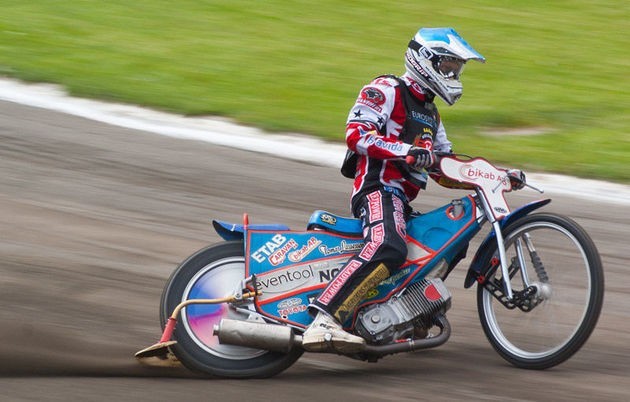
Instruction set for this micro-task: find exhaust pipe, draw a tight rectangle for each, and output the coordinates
[213,319,301,353]
[214,315,451,358]
[363,315,451,358]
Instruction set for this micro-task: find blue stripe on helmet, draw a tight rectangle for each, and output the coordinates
[418,27,485,61]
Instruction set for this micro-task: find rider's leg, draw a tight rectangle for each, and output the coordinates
[303,190,408,352]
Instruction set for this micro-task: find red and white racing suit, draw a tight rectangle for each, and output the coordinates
[347,74,452,201]
[310,74,453,324]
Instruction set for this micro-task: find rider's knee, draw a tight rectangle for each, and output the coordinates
[376,241,407,271]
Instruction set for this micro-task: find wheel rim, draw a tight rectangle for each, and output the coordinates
[482,221,592,359]
[180,256,267,360]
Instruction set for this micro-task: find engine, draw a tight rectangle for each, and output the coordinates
[356,278,452,345]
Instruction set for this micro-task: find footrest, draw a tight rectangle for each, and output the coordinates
[135,340,180,367]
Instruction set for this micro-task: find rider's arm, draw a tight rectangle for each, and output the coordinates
[346,123,412,159]
[433,121,453,153]
[345,78,411,160]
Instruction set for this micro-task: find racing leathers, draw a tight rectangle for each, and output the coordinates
[309,74,453,324]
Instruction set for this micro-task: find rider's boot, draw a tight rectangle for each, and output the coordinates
[302,311,365,353]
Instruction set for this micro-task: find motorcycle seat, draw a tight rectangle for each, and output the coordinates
[307,210,362,236]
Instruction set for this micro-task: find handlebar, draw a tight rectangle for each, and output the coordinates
[405,151,452,170]
[404,152,543,194]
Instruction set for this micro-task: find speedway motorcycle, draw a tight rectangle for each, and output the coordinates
[136,154,604,378]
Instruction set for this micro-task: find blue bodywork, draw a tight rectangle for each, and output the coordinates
[214,196,480,328]
[210,197,550,328]
[307,210,362,235]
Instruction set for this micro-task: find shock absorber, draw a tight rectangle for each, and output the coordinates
[524,232,549,283]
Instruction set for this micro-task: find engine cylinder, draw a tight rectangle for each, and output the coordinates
[356,278,452,344]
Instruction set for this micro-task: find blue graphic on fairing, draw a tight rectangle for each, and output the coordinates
[242,196,481,328]
[246,230,365,326]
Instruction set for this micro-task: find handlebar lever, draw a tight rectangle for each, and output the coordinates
[524,182,544,194]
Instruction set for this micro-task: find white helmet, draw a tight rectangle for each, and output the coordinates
[405,27,485,105]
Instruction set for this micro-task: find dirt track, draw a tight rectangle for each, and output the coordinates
[1,100,628,401]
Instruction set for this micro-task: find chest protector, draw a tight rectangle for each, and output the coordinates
[341,76,439,179]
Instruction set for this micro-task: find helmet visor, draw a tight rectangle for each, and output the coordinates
[436,57,466,79]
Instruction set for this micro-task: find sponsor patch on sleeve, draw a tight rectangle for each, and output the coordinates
[358,87,386,112]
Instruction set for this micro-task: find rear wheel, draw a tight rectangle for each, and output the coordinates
[160,241,303,378]
[476,213,604,369]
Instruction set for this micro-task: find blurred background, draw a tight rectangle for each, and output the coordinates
[1,0,628,181]
[1,2,629,401]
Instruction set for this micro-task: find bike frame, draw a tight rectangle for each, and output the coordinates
[212,156,550,329]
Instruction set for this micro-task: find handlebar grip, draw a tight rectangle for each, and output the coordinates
[405,155,416,165]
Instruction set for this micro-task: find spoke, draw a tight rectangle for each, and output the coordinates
[478,216,599,366]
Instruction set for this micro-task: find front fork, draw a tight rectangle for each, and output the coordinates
[490,220,550,310]
[491,220,515,300]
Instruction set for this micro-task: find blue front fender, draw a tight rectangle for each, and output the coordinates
[464,199,551,288]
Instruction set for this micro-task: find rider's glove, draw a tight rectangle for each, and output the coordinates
[406,147,436,170]
[507,169,526,191]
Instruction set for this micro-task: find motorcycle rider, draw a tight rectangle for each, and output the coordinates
[302,27,490,352]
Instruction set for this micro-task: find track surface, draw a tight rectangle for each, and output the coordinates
[1,100,628,401]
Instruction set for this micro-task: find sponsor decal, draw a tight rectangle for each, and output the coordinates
[357,99,383,112]
[277,298,307,317]
[367,191,383,222]
[251,234,288,263]
[410,110,437,127]
[257,265,315,292]
[494,206,508,214]
[336,263,389,322]
[409,80,425,95]
[319,240,365,256]
[360,87,386,105]
[288,237,321,263]
[318,265,344,283]
[320,214,337,225]
[357,87,385,113]
[364,136,405,153]
[405,54,430,78]
[459,164,508,184]
[392,196,407,239]
[256,259,348,297]
[278,304,307,317]
[413,132,434,149]
[373,77,394,87]
[318,260,363,305]
[366,288,379,299]
[278,297,303,309]
[269,239,299,266]
[379,266,412,286]
[313,258,352,284]
[359,223,385,260]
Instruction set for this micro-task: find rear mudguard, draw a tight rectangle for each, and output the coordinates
[212,220,290,241]
[464,199,551,288]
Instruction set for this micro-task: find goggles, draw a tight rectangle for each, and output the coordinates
[435,57,466,79]
[408,40,466,79]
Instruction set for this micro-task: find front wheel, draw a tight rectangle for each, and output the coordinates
[160,241,303,378]
[476,213,604,369]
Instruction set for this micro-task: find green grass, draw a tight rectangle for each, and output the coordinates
[1,0,628,181]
